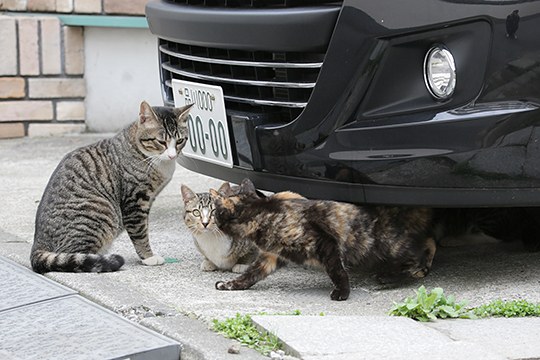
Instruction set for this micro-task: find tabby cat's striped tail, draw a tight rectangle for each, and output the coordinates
[31,250,125,274]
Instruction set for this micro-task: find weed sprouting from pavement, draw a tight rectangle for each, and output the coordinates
[473,299,540,318]
[390,286,540,322]
[389,286,476,322]
[212,313,282,355]
[212,310,302,355]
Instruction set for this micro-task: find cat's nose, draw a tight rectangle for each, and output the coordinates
[202,222,209,228]
[166,147,177,159]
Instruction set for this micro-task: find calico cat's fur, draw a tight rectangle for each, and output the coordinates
[181,182,259,273]
[211,179,435,301]
[30,101,193,273]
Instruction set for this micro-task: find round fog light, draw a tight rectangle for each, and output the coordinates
[424,45,456,100]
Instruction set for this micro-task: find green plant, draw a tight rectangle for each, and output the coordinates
[389,286,476,322]
[474,299,540,318]
[212,313,282,355]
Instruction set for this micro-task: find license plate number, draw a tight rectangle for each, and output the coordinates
[172,79,233,168]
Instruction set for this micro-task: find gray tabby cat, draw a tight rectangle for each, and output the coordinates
[181,183,258,273]
[30,101,193,273]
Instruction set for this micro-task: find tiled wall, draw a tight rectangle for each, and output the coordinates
[0,0,147,139]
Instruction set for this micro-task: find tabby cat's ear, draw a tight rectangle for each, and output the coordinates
[181,184,196,203]
[239,178,257,195]
[174,103,194,126]
[139,101,158,126]
[217,182,234,196]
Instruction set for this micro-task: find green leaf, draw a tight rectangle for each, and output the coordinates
[389,286,473,322]
[438,305,459,317]
[423,293,438,309]
[431,288,444,298]
[416,286,428,304]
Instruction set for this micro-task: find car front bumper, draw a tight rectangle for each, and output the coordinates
[149,0,540,205]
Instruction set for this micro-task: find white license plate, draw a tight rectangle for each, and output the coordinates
[172,79,233,168]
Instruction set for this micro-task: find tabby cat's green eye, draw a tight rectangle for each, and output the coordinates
[176,139,186,148]
[192,209,201,217]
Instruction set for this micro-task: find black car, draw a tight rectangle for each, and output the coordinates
[146,0,540,206]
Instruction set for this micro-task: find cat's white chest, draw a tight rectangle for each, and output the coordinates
[158,160,176,180]
[194,232,235,269]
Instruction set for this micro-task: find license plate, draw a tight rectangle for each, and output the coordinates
[172,79,233,168]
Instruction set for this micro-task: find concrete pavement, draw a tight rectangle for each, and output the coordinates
[1,134,539,359]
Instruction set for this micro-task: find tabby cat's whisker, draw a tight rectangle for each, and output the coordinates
[144,156,162,172]
[213,228,225,237]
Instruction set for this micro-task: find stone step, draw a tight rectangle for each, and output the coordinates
[0,256,181,360]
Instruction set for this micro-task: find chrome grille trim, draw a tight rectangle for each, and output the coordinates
[159,45,323,69]
[224,94,307,108]
[162,62,317,88]
[164,80,307,108]
[158,39,326,123]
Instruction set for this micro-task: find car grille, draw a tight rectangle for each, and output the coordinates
[159,40,326,124]
[164,0,341,8]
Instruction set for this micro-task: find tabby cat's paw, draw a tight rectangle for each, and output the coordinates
[330,287,350,301]
[215,281,235,290]
[231,264,249,273]
[201,259,218,272]
[141,255,165,266]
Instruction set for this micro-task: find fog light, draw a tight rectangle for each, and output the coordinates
[424,45,456,100]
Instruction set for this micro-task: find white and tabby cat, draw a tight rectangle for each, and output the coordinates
[30,101,193,273]
[181,183,258,273]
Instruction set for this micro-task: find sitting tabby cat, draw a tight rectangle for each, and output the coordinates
[30,101,193,273]
[211,179,436,301]
[181,182,259,273]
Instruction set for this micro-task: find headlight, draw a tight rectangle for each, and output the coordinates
[423,45,456,100]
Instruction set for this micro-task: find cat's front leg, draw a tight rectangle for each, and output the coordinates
[201,258,218,271]
[216,252,284,290]
[123,211,164,266]
[325,262,350,301]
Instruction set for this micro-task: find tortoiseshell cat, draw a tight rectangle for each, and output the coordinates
[210,179,436,301]
[181,182,259,273]
[31,101,193,273]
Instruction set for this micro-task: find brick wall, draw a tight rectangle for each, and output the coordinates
[0,16,86,138]
[0,0,147,139]
[1,0,147,15]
